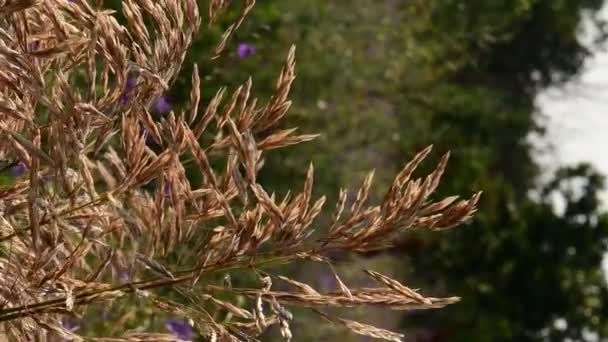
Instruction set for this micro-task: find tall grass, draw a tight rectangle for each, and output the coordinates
[0,0,480,340]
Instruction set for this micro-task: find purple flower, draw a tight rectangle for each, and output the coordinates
[139,126,159,146]
[62,319,79,331]
[61,318,81,341]
[8,162,26,178]
[29,41,40,51]
[118,270,130,282]
[102,308,111,319]
[119,77,138,105]
[119,94,129,105]
[139,125,150,142]
[319,272,336,291]
[125,77,137,91]
[236,42,255,58]
[162,179,171,198]
[152,96,171,115]
[111,266,130,283]
[165,319,194,341]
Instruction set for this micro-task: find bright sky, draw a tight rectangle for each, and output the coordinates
[535,6,608,278]
[535,6,608,209]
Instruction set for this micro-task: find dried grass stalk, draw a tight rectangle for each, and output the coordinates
[0,0,481,341]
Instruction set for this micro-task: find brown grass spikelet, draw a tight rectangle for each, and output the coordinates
[314,309,405,342]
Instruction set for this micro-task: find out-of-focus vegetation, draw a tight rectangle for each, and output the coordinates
[98,0,608,340]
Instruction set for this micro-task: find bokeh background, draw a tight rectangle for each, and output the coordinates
[89,0,608,341]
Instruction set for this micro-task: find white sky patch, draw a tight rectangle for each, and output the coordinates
[534,5,608,282]
[535,5,608,210]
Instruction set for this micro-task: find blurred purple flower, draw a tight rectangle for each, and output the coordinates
[152,96,171,115]
[62,319,79,331]
[111,266,130,283]
[139,125,150,141]
[118,270,130,282]
[162,179,171,198]
[102,308,111,319]
[125,77,137,91]
[29,40,39,51]
[8,162,26,178]
[61,318,81,342]
[319,272,336,291]
[119,76,138,105]
[139,126,159,146]
[236,42,255,58]
[165,319,194,341]
[119,94,128,105]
